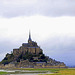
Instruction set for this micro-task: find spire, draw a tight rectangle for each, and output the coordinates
[29,31,32,40]
[28,30,32,43]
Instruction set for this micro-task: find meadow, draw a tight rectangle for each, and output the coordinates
[0,71,8,75]
[15,68,75,75]
[38,68,75,75]
[0,68,75,75]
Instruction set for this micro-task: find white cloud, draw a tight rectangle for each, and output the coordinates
[0,0,75,17]
[40,36,75,66]
[0,0,37,5]
[0,15,75,40]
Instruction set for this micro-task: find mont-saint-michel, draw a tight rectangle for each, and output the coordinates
[0,32,66,69]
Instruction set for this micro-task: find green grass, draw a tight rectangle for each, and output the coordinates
[15,68,75,75]
[14,68,68,72]
[0,68,75,75]
[38,68,75,75]
[0,71,8,75]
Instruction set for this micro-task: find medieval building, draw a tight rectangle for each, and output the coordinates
[13,32,43,59]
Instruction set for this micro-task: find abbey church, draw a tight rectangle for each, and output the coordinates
[13,32,42,57]
[0,32,66,68]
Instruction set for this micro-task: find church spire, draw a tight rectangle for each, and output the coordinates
[28,30,32,43]
[29,31,31,40]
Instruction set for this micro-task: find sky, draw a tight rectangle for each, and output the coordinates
[0,0,75,67]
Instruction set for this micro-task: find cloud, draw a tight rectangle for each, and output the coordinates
[0,0,75,18]
[0,38,24,61]
[40,36,75,66]
[0,15,75,41]
[0,39,14,61]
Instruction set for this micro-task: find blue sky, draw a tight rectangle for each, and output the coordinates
[0,0,75,66]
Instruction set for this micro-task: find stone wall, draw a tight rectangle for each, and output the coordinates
[13,45,42,56]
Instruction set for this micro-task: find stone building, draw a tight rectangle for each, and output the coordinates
[13,32,43,59]
[13,32,42,58]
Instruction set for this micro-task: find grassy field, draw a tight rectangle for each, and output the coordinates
[0,71,8,75]
[38,68,75,75]
[0,68,75,75]
[15,68,75,75]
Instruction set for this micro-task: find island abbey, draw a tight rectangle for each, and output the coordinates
[0,32,66,68]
